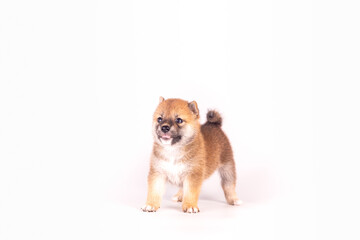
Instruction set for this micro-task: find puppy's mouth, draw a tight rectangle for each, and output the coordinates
[159,134,171,140]
[158,134,181,145]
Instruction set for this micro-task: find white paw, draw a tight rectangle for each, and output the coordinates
[172,195,182,202]
[184,207,200,213]
[233,199,243,206]
[141,205,158,212]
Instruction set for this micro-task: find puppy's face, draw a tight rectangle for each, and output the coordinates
[152,97,200,146]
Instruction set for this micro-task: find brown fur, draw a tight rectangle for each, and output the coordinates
[141,98,240,213]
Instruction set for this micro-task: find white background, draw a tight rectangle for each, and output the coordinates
[1,0,359,239]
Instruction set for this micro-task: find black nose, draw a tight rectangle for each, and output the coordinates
[161,125,170,133]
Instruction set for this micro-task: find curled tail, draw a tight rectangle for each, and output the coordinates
[206,110,222,126]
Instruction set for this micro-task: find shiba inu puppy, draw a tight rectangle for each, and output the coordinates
[141,97,241,213]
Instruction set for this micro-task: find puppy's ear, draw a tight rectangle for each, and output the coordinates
[159,96,165,103]
[188,101,199,117]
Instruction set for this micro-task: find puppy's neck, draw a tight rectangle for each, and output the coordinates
[154,133,201,162]
[155,142,183,153]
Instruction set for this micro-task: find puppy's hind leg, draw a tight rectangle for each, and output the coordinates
[172,188,183,202]
[218,161,242,206]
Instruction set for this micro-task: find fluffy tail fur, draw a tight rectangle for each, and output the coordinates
[206,110,222,126]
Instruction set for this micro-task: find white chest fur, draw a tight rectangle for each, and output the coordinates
[155,146,188,186]
[158,160,187,185]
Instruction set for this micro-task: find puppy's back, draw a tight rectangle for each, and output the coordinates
[201,111,234,177]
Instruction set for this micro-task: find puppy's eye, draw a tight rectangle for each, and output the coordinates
[157,117,163,123]
[176,118,183,124]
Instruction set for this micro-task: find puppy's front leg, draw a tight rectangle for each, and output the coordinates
[182,174,203,213]
[142,172,166,212]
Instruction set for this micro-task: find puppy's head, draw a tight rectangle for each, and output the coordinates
[152,97,200,146]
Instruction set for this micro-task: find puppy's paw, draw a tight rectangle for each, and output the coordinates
[141,204,159,212]
[182,204,200,213]
[172,195,182,202]
[227,198,243,206]
[233,199,243,206]
[172,189,183,202]
[172,193,183,202]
